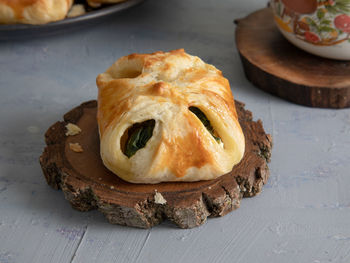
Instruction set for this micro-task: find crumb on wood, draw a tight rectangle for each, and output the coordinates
[154,191,167,205]
[65,123,82,136]
[69,142,83,153]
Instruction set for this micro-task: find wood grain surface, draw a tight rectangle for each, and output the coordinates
[235,8,350,109]
[40,100,272,229]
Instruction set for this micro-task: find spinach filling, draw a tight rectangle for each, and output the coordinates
[123,108,221,158]
[189,107,221,143]
[123,120,155,158]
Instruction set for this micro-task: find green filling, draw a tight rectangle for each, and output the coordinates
[124,120,155,158]
[189,107,221,143]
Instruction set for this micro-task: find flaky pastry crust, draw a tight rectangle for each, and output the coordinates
[97,49,245,184]
[0,0,73,24]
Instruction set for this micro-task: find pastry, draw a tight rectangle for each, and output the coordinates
[87,0,127,8]
[97,49,245,184]
[67,4,85,18]
[0,0,73,25]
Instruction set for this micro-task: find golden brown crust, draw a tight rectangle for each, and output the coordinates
[97,49,245,183]
[0,0,73,24]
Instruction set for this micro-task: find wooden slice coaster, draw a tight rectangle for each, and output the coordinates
[235,8,350,109]
[39,100,272,229]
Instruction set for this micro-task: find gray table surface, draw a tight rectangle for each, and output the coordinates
[1,0,350,262]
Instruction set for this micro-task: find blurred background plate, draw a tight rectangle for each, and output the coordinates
[0,0,145,40]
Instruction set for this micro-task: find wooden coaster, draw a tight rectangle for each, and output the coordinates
[235,8,350,109]
[39,100,272,229]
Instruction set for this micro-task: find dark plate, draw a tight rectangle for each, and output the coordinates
[0,0,145,40]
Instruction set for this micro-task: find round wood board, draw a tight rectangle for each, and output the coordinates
[39,100,272,229]
[235,8,350,109]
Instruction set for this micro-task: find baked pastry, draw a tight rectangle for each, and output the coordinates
[67,4,86,18]
[87,0,126,8]
[97,49,245,184]
[0,0,73,25]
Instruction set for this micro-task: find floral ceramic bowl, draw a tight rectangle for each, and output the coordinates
[270,0,350,60]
